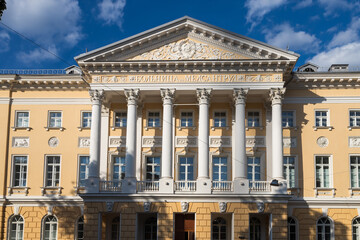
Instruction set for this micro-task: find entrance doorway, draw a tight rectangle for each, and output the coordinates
[249,214,270,240]
[175,213,195,240]
[137,213,157,240]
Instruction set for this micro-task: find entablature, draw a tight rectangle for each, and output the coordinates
[288,72,360,88]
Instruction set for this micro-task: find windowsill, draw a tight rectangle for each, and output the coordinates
[78,127,90,131]
[111,126,126,131]
[314,187,336,197]
[282,126,298,130]
[11,127,32,131]
[178,126,196,131]
[41,186,62,196]
[211,126,229,131]
[348,126,360,131]
[313,126,333,131]
[246,126,264,131]
[45,127,65,131]
[144,126,162,131]
[8,186,30,196]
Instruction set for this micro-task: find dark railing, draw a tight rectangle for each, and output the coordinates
[0,69,67,75]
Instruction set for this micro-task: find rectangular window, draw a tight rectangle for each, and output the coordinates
[247,157,261,181]
[315,110,328,127]
[148,112,160,127]
[15,111,29,128]
[283,156,296,188]
[282,111,294,127]
[113,156,126,180]
[180,112,193,127]
[214,112,226,127]
[350,110,360,127]
[179,157,194,181]
[114,112,127,127]
[146,157,160,181]
[45,156,61,187]
[81,112,92,128]
[247,111,260,127]
[48,112,62,128]
[78,156,89,187]
[13,156,28,187]
[350,156,360,188]
[315,156,330,188]
[212,157,227,181]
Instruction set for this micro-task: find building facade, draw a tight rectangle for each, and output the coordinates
[1,17,360,240]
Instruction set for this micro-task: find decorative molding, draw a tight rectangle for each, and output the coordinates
[181,201,189,213]
[219,202,227,213]
[284,96,360,104]
[349,137,360,148]
[142,136,162,147]
[233,88,248,105]
[48,137,59,148]
[10,98,91,105]
[47,205,53,215]
[78,137,90,148]
[257,201,265,213]
[246,136,265,147]
[175,136,197,147]
[109,136,126,148]
[160,88,175,105]
[196,88,212,104]
[144,202,151,212]
[13,205,19,215]
[317,136,329,148]
[124,89,140,105]
[209,136,231,147]
[106,202,114,212]
[89,89,104,102]
[269,88,285,105]
[283,137,296,148]
[12,137,29,148]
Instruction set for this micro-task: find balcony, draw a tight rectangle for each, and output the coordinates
[174,181,197,192]
[212,181,233,192]
[249,181,271,192]
[137,181,159,192]
[100,180,122,192]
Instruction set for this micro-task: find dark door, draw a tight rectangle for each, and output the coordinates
[175,214,195,240]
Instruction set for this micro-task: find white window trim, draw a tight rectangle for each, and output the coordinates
[7,214,25,240]
[77,155,89,187]
[10,155,29,188]
[246,154,266,182]
[78,111,92,130]
[283,155,298,188]
[176,154,197,181]
[212,109,229,130]
[314,155,333,189]
[349,154,360,189]
[210,152,231,182]
[246,109,263,129]
[316,216,334,240]
[112,110,127,130]
[46,111,64,131]
[282,109,296,129]
[110,155,126,181]
[146,109,162,130]
[141,153,161,181]
[313,109,333,131]
[352,216,360,240]
[348,109,360,130]
[13,110,31,130]
[41,215,58,240]
[178,110,196,130]
[43,155,62,188]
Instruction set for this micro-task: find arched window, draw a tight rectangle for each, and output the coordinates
[288,217,297,240]
[353,217,360,240]
[250,217,261,240]
[212,217,227,240]
[43,215,58,240]
[76,216,84,240]
[111,216,120,240]
[317,217,332,240]
[144,217,157,240]
[8,215,24,240]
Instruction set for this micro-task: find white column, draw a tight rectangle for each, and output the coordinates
[161,89,175,179]
[269,88,285,180]
[124,89,140,180]
[99,105,109,180]
[233,89,248,180]
[197,89,212,179]
[89,90,104,179]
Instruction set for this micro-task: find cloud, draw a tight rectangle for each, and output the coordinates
[245,0,287,29]
[2,0,82,47]
[98,0,126,29]
[0,31,10,53]
[328,17,360,48]
[264,23,321,53]
[17,46,58,64]
[294,0,313,9]
[308,42,360,67]
[318,0,357,16]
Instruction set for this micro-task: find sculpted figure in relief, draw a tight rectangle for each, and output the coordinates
[181,201,189,213]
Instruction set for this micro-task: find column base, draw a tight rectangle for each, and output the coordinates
[159,178,174,193]
[233,178,250,194]
[196,178,212,194]
[122,177,137,194]
[85,177,99,193]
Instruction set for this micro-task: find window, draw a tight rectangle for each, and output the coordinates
[179,157,194,181]
[114,112,127,127]
[350,110,360,127]
[282,111,294,127]
[350,156,360,188]
[315,156,330,188]
[78,156,89,187]
[12,156,28,187]
[284,156,296,188]
[212,217,227,240]
[111,216,120,240]
[213,157,227,181]
[214,112,226,127]
[288,217,297,240]
[146,157,160,181]
[180,112,193,127]
[247,157,261,182]
[249,217,261,240]
[247,111,260,127]
[15,111,29,128]
[317,217,332,240]
[315,111,328,127]
[113,156,126,181]
[144,217,157,240]
[81,112,91,128]
[148,112,160,127]
[43,215,58,240]
[45,156,61,187]
[48,112,62,128]
[76,216,84,240]
[353,217,360,240]
[8,215,24,240]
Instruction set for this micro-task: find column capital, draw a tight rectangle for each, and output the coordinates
[89,89,104,102]
[196,88,212,104]
[124,89,140,105]
[269,88,285,105]
[233,88,249,105]
[160,88,175,105]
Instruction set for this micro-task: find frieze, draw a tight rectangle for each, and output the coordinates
[246,137,265,147]
[283,137,296,148]
[175,136,197,147]
[142,137,162,147]
[209,137,231,147]
[78,137,90,148]
[12,137,29,148]
[349,137,360,147]
[109,136,126,148]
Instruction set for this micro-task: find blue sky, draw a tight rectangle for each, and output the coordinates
[1,0,360,70]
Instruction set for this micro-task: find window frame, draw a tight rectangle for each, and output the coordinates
[314,155,333,189]
[14,111,30,129]
[314,109,330,127]
[77,155,89,187]
[80,111,92,129]
[282,110,296,128]
[147,110,161,128]
[246,109,262,128]
[211,155,231,182]
[350,154,360,189]
[111,155,126,181]
[213,110,228,128]
[8,215,25,240]
[47,111,63,129]
[144,156,161,182]
[180,110,195,128]
[42,215,58,240]
[177,155,196,181]
[44,155,61,188]
[75,216,84,240]
[349,109,360,128]
[283,155,298,189]
[113,111,127,128]
[11,155,28,188]
[287,216,298,240]
[316,216,334,240]
[352,216,360,240]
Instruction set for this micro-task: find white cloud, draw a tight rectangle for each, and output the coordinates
[295,0,313,9]
[318,0,356,16]
[264,23,321,53]
[328,17,360,48]
[0,31,10,53]
[308,42,360,67]
[98,0,126,29]
[2,0,82,47]
[17,46,58,64]
[245,0,287,29]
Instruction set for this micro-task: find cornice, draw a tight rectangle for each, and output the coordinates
[288,72,360,88]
